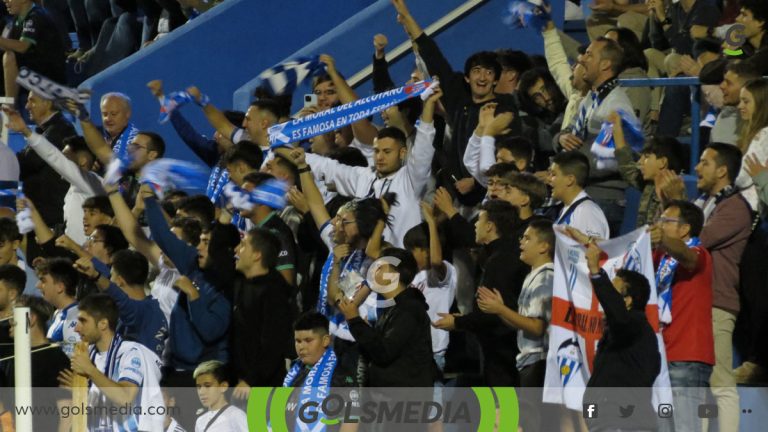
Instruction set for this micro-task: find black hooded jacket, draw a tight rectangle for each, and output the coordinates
[347,288,436,387]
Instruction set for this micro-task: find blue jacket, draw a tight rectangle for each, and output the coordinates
[145,197,230,370]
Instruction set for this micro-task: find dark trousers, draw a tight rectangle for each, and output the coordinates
[657,83,691,137]
[483,352,519,386]
[736,219,768,367]
[83,12,140,78]
[137,0,186,43]
[68,0,111,51]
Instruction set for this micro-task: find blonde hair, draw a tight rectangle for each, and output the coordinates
[193,360,227,383]
[739,78,768,153]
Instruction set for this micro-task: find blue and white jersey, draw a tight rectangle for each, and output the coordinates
[46,302,80,357]
[89,340,164,432]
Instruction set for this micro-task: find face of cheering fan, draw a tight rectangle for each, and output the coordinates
[373,137,405,176]
[295,329,330,366]
[100,96,131,139]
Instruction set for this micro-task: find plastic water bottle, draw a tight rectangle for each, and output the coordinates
[16,181,35,234]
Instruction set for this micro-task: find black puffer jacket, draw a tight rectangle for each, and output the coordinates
[348,288,436,387]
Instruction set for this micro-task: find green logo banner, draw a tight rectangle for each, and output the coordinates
[247,387,519,431]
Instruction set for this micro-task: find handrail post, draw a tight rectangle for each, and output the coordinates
[690,84,701,174]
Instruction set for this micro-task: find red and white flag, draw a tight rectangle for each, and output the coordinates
[543,227,672,410]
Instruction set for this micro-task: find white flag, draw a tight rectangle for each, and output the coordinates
[543,227,672,410]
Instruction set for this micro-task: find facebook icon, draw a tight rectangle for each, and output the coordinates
[583,403,598,419]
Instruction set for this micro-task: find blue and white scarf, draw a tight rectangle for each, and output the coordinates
[283,348,338,432]
[206,165,230,206]
[157,91,193,124]
[590,108,643,170]
[110,123,139,162]
[503,0,551,32]
[222,180,289,211]
[269,80,436,147]
[139,158,210,199]
[88,334,124,431]
[656,237,700,325]
[257,56,325,96]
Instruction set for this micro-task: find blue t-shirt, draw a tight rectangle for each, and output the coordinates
[106,283,168,358]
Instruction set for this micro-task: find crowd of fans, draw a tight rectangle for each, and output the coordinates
[0,0,767,431]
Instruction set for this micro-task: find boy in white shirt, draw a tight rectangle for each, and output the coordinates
[477,218,555,385]
[193,360,247,432]
[477,218,555,430]
[404,202,457,374]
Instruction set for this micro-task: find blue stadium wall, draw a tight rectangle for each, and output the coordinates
[79,0,564,162]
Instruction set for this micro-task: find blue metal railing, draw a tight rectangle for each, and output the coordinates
[617,76,702,174]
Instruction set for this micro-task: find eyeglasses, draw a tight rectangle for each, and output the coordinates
[86,235,105,244]
[340,219,357,226]
[655,217,681,224]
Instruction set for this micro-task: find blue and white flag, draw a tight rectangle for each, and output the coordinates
[157,91,193,124]
[503,0,551,32]
[257,56,325,96]
[590,109,644,170]
[16,67,90,103]
[222,179,289,211]
[139,158,210,199]
[269,80,435,147]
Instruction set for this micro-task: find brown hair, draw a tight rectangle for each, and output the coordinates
[739,78,768,153]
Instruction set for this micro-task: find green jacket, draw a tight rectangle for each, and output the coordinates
[615,146,662,227]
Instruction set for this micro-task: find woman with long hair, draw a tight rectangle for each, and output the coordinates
[736,77,768,210]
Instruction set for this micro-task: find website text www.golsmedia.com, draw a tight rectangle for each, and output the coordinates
[14,403,180,419]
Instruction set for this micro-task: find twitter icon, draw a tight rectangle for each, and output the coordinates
[619,405,635,418]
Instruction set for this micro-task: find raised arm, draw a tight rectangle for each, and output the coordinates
[105,183,163,264]
[585,243,635,332]
[144,197,199,274]
[3,108,102,196]
[17,196,54,245]
[542,21,576,97]
[320,54,378,146]
[609,111,644,189]
[403,85,439,190]
[420,201,446,281]
[372,34,396,92]
[648,224,700,272]
[274,147,332,228]
[187,86,238,149]
[65,101,113,166]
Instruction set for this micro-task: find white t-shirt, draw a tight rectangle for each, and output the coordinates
[556,191,610,239]
[516,263,554,369]
[410,262,458,354]
[88,340,164,432]
[166,418,187,432]
[195,405,248,432]
[737,126,768,210]
[46,302,80,357]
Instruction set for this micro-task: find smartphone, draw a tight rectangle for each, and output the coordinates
[304,94,317,108]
